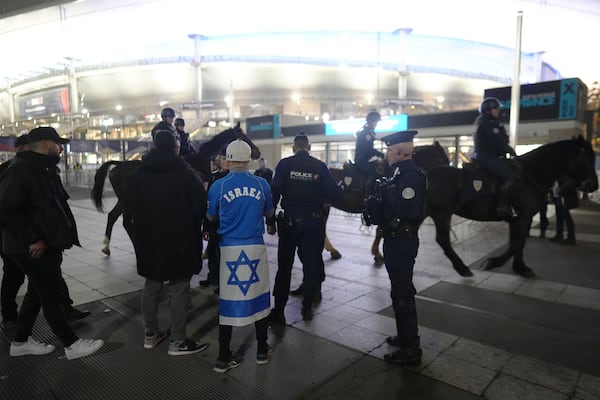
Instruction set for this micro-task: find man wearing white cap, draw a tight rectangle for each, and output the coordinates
[207,139,274,373]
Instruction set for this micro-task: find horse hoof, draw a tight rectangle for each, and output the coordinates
[457,268,473,277]
[373,255,384,266]
[482,259,501,271]
[330,251,342,260]
[101,248,111,256]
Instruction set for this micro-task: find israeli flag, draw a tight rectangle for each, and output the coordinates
[219,244,271,326]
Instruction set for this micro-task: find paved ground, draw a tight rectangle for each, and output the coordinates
[1,186,599,399]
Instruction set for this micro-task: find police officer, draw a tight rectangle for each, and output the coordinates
[355,111,384,193]
[471,97,517,218]
[378,130,426,366]
[174,118,196,157]
[269,134,342,323]
[151,107,177,141]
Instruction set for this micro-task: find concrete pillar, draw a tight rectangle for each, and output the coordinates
[6,78,15,123]
[188,34,204,122]
[66,57,79,114]
[394,28,412,114]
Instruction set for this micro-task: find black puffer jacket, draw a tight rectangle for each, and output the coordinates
[0,151,80,254]
[132,149,207,282]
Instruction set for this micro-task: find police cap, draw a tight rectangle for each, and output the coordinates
[381,130,418,146]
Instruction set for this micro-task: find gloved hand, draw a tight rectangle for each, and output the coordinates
[266,215,277,235]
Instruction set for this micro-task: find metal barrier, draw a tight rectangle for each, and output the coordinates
[60,170,97,189]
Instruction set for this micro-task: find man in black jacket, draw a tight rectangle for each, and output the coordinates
[132,130,209,355]
[0,127,104,360]
[0,134,90,332]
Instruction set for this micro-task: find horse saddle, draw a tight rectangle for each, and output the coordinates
[459,159,520,206]
[338,161,364,192]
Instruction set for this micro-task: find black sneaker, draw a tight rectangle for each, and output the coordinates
[268,309,286,326]
[144,330,169,349]
[385,335,402,347]
[384,348,422,367]
[167,339,209,356]
[256,346,273,365]
[290,284,304,296]
[198,279,211,287]
[213,353,243,373]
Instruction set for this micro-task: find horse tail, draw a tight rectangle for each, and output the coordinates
[91,161,122,212]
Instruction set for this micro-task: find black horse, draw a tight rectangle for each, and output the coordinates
[428,135,598,278]
[91,124,260,255]
[325,142,451,261]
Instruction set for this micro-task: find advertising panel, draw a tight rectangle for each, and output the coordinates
[484,78,584,121]
[18,86,71,119]
[325,114,408,136]
[246,114,281,139]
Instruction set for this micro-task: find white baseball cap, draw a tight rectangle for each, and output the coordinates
[226,139,251,162]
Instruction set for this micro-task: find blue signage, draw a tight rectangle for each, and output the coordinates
[325,114,408,136]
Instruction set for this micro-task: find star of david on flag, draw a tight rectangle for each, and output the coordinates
[225,249,261,295]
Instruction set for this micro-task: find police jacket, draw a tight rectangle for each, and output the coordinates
[151,121,177,140]
[254,167,273,184]
[202,169,230,233]
[178,131,196,157]
[132,148,206,282]
[0,151,80,254]
[271,150,342,217]
[381,159,426,234]
[472,114,515,159]
[355,125,384,163]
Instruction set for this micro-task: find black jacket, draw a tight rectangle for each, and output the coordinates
[132,149,207,282]
[0,151,80,254]
[472,114,516,159]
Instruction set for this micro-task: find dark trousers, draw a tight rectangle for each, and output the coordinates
[383,236,420,350]
[474,154,516,182]
[9,249,78,346]
[218,317,268,360]
[274,214,325,310]
[1,254,74,322]
[554,196,575,239]
[206,230,221,285]
[1,255,25,321]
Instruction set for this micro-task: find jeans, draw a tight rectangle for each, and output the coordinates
[142,277,190,341]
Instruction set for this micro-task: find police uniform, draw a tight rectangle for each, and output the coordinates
[379,130,426,366]
[471,106,518,217]
[471,113,516,181]
[355,123,384,176]
[270,135,343,321]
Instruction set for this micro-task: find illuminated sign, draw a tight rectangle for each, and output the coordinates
[325,114,408,136]
[18,86,71,118]
[484,78,584,121]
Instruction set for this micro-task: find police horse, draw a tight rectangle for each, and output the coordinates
[426,135,597,278]
[91,124,260,255]
[325,142,451,262]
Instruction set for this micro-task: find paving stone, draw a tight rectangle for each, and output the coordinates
[421,353,496,395]
[484,374,568,400]
[444,337,511,371]
[575,373,600,400]
[502,354,578,394]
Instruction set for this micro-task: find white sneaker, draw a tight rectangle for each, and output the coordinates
[64,338,104,360]
[10,336,55,357]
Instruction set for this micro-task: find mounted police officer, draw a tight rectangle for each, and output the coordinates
[151,107,177,141]
[174,118,196,157]
[368,130,426,366]
[355,111,384,194]
[269,133,342,323]
[471,97,517,218]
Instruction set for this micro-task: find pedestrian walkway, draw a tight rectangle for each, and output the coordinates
[1,187,599,399]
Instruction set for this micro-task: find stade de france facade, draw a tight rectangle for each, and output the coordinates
[0,20,590,168]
